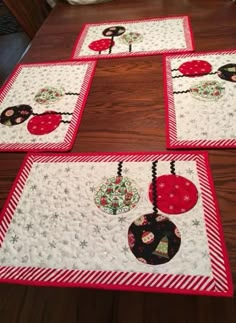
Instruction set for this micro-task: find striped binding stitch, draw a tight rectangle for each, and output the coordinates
[164,49,236,149]
[0,152,232,296]
[71,16,194,60]
[0,61,96,152]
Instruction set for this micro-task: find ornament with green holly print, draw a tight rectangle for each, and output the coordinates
[34,86,80,105]
[94,162,140,215]
[190,80,225,101]
[173,80,225,102]
[119,32,143,52]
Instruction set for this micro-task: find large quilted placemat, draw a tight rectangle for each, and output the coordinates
[0,152,232,297]
[164,50,236,148]
[0,61,96,151]
[71,16,194,60]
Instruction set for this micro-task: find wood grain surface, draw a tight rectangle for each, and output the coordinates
[3,0,50,39]
[0,0,236,322]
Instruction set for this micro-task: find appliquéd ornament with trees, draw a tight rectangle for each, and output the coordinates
[128,161,181,265]
[94,162,140,215]
[119,32,143,52]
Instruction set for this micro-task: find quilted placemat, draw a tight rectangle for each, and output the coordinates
[0,60,96,151]
[164,50,236,148]
[71,16,194,60]
[0,152,232,297]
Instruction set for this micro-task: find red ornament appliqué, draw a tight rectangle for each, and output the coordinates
[149,175,198,214]
[27,111,62,135]
[178,60,212,77]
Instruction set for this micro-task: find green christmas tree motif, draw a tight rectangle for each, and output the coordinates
[152,236,169,258]
[119,32,143,53]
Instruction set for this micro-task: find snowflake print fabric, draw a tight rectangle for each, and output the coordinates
[0,152,232,297]
[72,16,194,59]
[164,50,236,148]
[0,61,96,151]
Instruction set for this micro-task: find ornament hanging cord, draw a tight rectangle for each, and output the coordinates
[117,161,123,177]
[152,161,158,216]
[170,160,176,175]
[32,111,73,124]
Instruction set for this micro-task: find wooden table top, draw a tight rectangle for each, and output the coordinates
[0,0,236,322]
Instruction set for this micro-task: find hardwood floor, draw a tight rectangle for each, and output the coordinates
[0,284,235,323]
[0,0,236,322]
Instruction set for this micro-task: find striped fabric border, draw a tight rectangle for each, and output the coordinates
[0,60,96,152]
[71,16,194,60]
[0,152,233,296]
[164,49,236,149]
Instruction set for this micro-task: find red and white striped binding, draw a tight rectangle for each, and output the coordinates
[163,49,236,149]
[71,16,194,60]
[0,60,96,152]
[0,152,233,297]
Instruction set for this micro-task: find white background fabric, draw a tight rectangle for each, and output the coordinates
[170,53,236,141]
[0,63,89,144]
[75,18,189,57]
[0,160,212,278]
